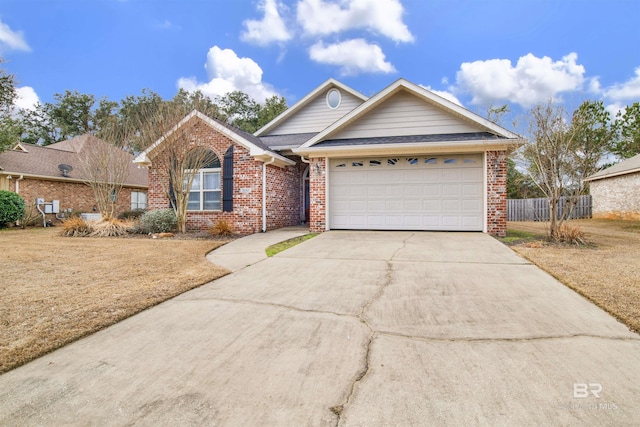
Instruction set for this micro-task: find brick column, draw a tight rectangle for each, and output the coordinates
[486,150,507,237]
[309,157,326,233]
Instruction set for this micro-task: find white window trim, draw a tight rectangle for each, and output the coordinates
[187,167,222,211]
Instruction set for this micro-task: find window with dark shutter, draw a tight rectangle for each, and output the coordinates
[222,146,234,212]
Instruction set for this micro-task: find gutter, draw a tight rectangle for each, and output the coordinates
[293,139,525,157]
[262,157,276,232]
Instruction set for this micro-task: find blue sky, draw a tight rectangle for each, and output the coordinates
[1,0,639,126]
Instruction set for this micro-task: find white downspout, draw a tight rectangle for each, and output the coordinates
[15,174,24,194]
[262,157,276,232]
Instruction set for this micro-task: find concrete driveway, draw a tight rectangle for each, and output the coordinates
[1,231,639,425]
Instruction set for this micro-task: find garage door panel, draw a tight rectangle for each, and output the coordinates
[422,184,441,196]
[462,183,482,195]
[330,155,483,231]
[441,184,461,196]
[462,168,483,180]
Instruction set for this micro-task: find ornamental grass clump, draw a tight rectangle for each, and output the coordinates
[60,217,92,237]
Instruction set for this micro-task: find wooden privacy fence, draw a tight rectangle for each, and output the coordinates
[507,195,592,221]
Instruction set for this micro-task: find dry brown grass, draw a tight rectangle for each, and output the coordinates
[0,227,230,373]
[507,219,640,333]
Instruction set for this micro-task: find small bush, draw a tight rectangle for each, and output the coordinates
[118,209,146,220]
[139,209,177,234]
[208,219,234,236]
[19,203,42,228]
[552,222,586,245]
[0,191,26,228]
[60,217,92,237]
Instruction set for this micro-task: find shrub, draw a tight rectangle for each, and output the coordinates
[118,209,146,220]
[60,217,92,237]
[139,209,177,234]
[552,222,586,245]
[0,191,26,228]
[208,219,234,236]
[19,203,42,228]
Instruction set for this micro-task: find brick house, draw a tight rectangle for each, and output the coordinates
[0,134,148,222]
[585,153,640,220]
[135,78,522,236]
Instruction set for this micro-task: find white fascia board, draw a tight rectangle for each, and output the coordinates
[294,139,521,158]
[254,78,368,137]
[584,167,640,182]
[300,79,522,149]
[133,110,294,168]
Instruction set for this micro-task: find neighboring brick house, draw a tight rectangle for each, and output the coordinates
[585,153,640,220]
[0,134,148,222]
[135,78,523,236]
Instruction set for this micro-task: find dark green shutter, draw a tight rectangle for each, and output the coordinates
[222,146,234,212]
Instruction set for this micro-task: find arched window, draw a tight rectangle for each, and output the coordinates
[186,149,221,211]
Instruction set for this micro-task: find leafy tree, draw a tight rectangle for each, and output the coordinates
[0,59,19,152]
[571,100,613,183]
[217,91,260,132]
[256,95,287,130]
[612,102,640,158]
[18,103,57,145]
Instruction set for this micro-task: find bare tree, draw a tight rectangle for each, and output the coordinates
[134,100,219,233]
[75,124,133,220]
[523,99,611,240]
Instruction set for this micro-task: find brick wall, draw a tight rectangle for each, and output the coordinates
[265,156,305,230]
[308,157,326,233]
[9,177,145,222]
[486,150,507,237]
[590,172,640,220]
[147,118,303,234]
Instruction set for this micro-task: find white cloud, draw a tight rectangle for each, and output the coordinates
[309,39,396,75]
[454,52,586,108]
[0,19,30,52]
[296,0,413,43]
[157,19,180,30]
[420,85,463,106]
[15,86,39,111]
[242,0,291,45]
[177,46,277,102]
[604,67,640,102]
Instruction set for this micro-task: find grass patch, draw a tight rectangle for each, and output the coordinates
[499,228,544,245]
[0,227,231,373]
[266,233,317,257]
[507,219,640,334]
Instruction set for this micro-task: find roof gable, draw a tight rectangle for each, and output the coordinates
[254,78,368,136]
[134,110,294,168]
[299,79,521,150]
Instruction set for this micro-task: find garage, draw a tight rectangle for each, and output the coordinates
[329,154,484,231]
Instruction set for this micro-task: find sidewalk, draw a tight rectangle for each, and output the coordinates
[206,226,309,272]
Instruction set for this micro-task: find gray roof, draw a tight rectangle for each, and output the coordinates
[586,153,640,181]
[259,133,318,149]
[0,134,148,187]
[314,132,507,147]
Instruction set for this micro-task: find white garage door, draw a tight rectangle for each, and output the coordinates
[329,154,484,231]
